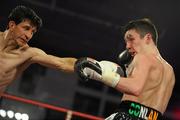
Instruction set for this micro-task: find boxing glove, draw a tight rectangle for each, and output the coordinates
[74,57,101,81]
[117,49,133,66]
[74,57,124,87]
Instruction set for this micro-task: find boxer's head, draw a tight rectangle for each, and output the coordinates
[7,5,42,31]
[122,18,158,56]
[6,5,42,47]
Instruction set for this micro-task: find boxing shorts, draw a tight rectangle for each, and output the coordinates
[105,100,163,120]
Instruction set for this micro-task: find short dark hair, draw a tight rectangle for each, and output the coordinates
[8,5,42,31]
[122,18,158,45]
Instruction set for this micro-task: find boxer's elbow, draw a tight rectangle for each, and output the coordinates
[125,82,143,96]
[130,77,145,96]
[132,87,142,96]
[117,82,143,96]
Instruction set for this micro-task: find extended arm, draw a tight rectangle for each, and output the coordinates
[29,48,77,72]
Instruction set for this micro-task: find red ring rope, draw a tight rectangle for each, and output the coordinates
[2,93,103,120]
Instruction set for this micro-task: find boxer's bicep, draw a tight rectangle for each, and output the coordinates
[116,54,151,95]
[131,54,152,92]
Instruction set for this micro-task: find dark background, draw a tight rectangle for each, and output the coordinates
[0,0,180,119]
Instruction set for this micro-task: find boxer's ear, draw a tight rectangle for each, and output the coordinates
[145,33,152,44]
[8,21,16,29]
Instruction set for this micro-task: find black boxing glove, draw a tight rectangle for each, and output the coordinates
[75,57,125,88]
[117,49,133,66]
[74,57,101,81]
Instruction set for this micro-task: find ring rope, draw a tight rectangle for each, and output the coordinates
[2,93,103,120]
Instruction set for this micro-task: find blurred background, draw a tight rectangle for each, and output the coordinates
[0,0,180,119]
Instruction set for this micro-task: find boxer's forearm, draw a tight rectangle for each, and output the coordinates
[46,56,77,72]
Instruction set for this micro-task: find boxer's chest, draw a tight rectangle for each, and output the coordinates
[0,50,30,83]
[0,49,30,69]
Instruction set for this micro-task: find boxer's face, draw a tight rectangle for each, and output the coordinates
[124,29,145,56]
[8,19,37,47]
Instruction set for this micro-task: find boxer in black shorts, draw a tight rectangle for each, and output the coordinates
[74,18,175,120]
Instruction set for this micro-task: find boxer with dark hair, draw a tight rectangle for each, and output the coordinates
[75,18,175,120]
[0,5,77,96]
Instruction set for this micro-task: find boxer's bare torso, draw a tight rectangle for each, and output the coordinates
[0,32,32,96]
[122,53,175,114]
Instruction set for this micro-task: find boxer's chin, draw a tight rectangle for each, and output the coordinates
[16,39,27,47]
[130,52,136,57]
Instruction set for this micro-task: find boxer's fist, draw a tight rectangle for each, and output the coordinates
[74,57,101,81]
[75,58,124,88]
[117,49,133,66]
